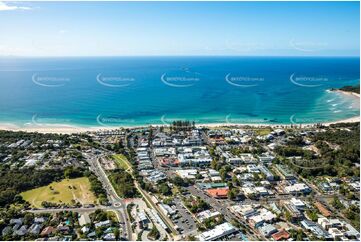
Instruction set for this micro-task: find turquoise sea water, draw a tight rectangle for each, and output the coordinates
[0,57,359,127]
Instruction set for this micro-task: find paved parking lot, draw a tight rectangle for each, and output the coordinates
[172,197,198,235]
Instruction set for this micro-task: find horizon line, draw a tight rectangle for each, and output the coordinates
[0,55,360,58]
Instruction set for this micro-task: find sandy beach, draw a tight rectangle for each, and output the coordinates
[0,90,359,134]
[0,123,127,134]
[0,116,359,134]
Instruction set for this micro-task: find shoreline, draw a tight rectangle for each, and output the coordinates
[0,116,359,134]
[0,89,359,134]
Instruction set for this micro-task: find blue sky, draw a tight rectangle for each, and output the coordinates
[0,1,359,56]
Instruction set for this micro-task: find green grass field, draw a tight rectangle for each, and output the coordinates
[254,128,272,135]
[112,154,131,170]
[21,177,96,208]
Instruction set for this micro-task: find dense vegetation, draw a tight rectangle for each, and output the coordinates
[0,164,107,208]
[278,123,360,178]
[337,85,360,94]
[184,196,210,213]
[0,169,63,207]
[170,120,196,131]
[108,169,138,198]
[85,171,109,205]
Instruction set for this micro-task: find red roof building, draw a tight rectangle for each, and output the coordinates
[271,230,290,241]
[206,188,229,199]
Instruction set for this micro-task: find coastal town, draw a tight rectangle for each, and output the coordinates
[0,120,359,241]
[1,0,360,241]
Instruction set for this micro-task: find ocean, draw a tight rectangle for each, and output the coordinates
[0,56,359,127]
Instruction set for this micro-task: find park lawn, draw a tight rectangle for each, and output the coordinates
[112,154,131,170]
[254,127,272,136]
[21,177,97,208]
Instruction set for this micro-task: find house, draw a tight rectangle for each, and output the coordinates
[34,217,46,224]
[242,187,258,198]
[239,153,257,164]
[317,218,360,240]
[48,236,60,241]
[9,218,23,225]
[229,204,258,220]
[259,223,277,237]
[78,213,91,226]
[255,187,269,196]
[247,164,260,173]
[275,164,295,180]
[328,228,344,240]
[40,226,56,236]
[57,225,70,234]
[345,223,360,239]
[273,129,285,136]
[2,226,12,237]
[248,209,277,228]
[227,157,242,165]
[290,198,306,210]
[87,231,96,238]
[81,226,89,233]
[258,165,274,181]
[271,230,290,241]
[95,220,111,228]
[258,154,275,164]
[301,220,331,239]
[282,203,303,222]
[103,233,116,240]
[29,224,42,235]
[13,225,27,236]
[176,169,197,179]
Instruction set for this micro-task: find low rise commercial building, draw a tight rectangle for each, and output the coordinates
[196,222,237,241]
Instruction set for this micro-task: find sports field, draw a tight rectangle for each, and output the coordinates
[21,177,96,208]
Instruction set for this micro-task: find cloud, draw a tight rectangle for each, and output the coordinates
[0,1,31,11]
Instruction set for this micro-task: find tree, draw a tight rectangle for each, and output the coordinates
[211,159,218,170]
[114,228,120,240]
[331,196,344,209]
[172,176,188,187]
[149,225,160,239]
[228,188,239,200]
[306,210,318,222]
[64,166,83,179]
[232,175,239,186]
[159,183,171,195]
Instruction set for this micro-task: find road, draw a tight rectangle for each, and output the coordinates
[28,206,109,213]
[119,154,178,236]
[86,154,133,241]
[186,185,262,241]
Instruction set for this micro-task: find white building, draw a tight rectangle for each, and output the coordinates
[197,210,221,222]
[284,183,311,194]
[196,222,237,241]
